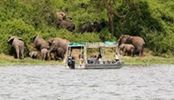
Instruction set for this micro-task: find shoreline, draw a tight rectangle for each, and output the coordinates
[0,61,173,67]
[0,54,173,66]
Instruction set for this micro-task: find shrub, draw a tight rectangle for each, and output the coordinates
[0,19,35,54]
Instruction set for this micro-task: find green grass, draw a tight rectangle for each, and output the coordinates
[0,54,63,66]
[0,53,173,66]
[122,56,174,65]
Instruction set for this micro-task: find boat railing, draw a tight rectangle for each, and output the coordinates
[87,58,119,65]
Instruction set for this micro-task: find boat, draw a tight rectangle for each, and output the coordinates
[65,41,123,69]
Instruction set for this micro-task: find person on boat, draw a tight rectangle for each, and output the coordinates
[79,54,84,67]
[68,56,75,69]
[115,53,120,62]
[96,53,102,64]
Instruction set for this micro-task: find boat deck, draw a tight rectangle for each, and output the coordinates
[84,61,122,69]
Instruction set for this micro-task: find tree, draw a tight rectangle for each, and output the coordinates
[91,0,125,36]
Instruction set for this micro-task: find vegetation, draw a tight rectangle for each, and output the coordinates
[122,56,174,65]
[0,53,173,66]
[0,0,173,58]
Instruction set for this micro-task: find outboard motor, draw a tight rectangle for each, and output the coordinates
[67,56,75,69]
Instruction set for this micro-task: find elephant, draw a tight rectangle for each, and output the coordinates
[8,36,24,59]
[33,35,49,50]
[48,37,69,60]
[79,3,88,9]
[56,47,66,60]
[58,19,75,32]
[119,44,135,56]
[29,51,38,59]
[55,11,75,32]
[48,37,69,51]
[50,47,65,60]
[41,48,49,60]
[118,35,145,56]
[49,52,56,60]
[56,11,66,21]
[93,20,107,32]
[79,20,107,33]
[79,22,94,33]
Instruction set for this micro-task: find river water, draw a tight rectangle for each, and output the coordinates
[0,64,174,100]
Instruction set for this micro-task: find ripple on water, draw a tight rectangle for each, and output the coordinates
[0,65,174,100]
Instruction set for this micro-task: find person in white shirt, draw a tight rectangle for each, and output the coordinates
[115,53,120,62]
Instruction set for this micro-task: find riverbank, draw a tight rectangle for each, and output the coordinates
[122,56,174,65]
[0,54,173,66]
[0,54,62,66]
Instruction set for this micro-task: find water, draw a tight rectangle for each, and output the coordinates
[0,65,174,100]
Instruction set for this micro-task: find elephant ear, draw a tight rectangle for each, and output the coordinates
[32,35,39,41]
[48,39,53,46]
[118,35,126,46]
[126,36,134,43]
[8,36,15,44]
[127,36,133,40]
[118,35,123,42]
[18,37,23,41]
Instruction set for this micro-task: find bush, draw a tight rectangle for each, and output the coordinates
[0,19,35,54]
[113,0,174,55]
[0,0,173,57]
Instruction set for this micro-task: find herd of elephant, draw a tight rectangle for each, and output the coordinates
[7,34,145,60]
[56,11,107,33]
[55,11,145,57]
[8,36,69,60]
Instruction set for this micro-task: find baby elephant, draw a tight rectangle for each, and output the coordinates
[8,36,25,59]
[41,48,49,60]
[119,44,135,56]
[29,51,38,59]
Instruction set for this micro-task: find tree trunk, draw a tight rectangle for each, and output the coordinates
[108,13,114,35]
[107,0,115,35]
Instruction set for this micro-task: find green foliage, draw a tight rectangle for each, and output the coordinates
[0,0,173,56]
[0,19,35,54]
[113,0,174,55]
[114,1,163,36]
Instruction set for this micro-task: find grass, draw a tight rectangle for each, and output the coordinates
[121,56,174,65]
[0,54,63,66]
[0,52,173,66]
[120,49,174,65]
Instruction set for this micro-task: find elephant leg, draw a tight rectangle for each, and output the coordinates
[54,52,58,60]
[41,52,44,60]
[121,50,124,56]
[139,51,141,56]
[15,46,20,59]
[44,54,46,60]
[20,47,24,59]
[140,47,144,56]
[50,52,55,60]
[41,53,44,60]
[131,49,134,57]
[63,51,67,63]
[46,52,49,60]
[44,52,48,60]
[61,53,64,60]
[131,51,134,57]
[123,48,126,56]
[46,52,50,60]
[125,51,128,56]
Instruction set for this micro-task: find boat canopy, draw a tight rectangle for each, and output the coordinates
[68,41,118,48]
[68,42,85,48]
